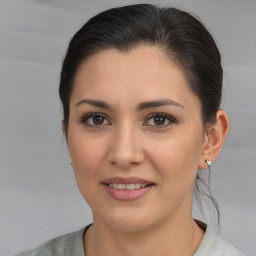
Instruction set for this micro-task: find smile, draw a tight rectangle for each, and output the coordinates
[106,183,148,190]
[101,177,155,201]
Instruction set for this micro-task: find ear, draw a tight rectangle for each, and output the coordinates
[199,109,229,169]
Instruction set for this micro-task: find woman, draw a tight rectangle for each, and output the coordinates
[16,4,246,256]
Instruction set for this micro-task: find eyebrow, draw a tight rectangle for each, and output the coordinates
[75,98,185,110]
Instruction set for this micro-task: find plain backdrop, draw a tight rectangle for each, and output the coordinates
[0,0,255,255]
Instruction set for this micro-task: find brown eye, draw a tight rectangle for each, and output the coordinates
[153,116,166,125]
[81,113,110,128]
[93,116,104,125]
[146,113,177,127]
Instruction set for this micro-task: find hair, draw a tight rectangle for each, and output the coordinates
[59,4,222,225]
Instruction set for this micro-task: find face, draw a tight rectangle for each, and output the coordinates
[67,46,207,232]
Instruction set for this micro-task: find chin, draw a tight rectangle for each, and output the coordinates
[109,219,151,233]
[97,208,158,233]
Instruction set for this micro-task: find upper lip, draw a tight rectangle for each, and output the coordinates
[101,177,154,185]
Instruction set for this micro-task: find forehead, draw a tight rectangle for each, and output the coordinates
[75,45,181,81]
[71,45,199,110]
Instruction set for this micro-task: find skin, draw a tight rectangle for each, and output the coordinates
[65,45,229,256]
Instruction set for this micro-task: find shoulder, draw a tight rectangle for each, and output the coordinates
[195,224,247,256]
[211,235,247,256]
[14,226,88,256]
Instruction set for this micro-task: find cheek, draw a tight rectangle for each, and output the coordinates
[147,130,203,189]
[68,129,107,191]
[151,138,202,214]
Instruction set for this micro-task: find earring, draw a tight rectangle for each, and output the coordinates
[69,159,72,166]
[206,160,212,167]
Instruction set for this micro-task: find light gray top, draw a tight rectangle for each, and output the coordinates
[15,223,247,256]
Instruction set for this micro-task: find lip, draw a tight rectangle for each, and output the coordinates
[101,176,154,185]
[101,176,155,201]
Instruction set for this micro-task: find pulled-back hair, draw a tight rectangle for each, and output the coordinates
[59,4,222,224]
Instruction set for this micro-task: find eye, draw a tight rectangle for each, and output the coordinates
[80,113,110,128]
[145,113,177,127]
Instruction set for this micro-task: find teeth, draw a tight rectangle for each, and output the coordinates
[134,183,141,189]
[117,184,126,190]
[126,184,135,190]
[109,183,148,190]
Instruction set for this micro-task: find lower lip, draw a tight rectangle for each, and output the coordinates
[102,184,154,201]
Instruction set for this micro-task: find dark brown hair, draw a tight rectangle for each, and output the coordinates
[59,4,222,224]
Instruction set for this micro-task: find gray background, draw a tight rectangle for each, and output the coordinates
[0,0,255,255]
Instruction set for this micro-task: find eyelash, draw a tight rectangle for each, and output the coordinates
[80,112,177,129]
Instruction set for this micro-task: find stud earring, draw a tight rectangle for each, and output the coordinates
[206,160,212,167]
[69,159,72,166]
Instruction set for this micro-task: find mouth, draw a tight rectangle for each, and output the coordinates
[103,183,152,190]
[101,177,155,201]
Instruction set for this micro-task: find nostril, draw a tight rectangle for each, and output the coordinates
[108,145,145,168]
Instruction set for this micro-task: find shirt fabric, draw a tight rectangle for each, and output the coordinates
[15,223,247,256]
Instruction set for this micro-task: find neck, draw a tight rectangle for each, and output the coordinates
[84,212,205,256]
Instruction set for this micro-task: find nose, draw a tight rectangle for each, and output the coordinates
[107,124,145,169]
